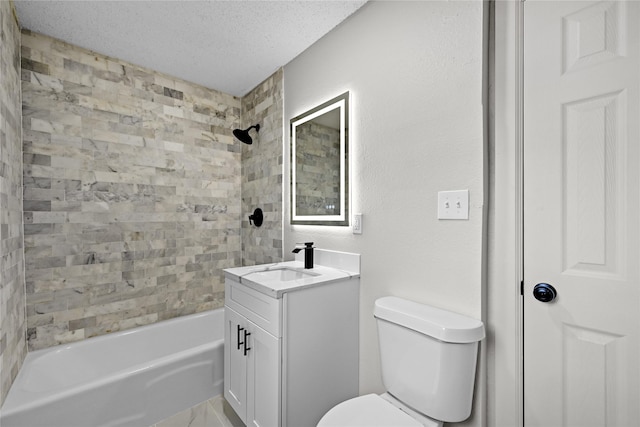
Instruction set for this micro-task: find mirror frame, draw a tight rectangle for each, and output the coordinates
[290,91,349,226]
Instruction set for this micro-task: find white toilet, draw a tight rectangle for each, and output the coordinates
[318,296,485,427]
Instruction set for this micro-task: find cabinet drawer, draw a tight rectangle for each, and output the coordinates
[225,279,281,337]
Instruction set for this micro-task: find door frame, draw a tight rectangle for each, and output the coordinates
[490,0,524,425]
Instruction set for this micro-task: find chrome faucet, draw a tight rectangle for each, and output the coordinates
[292,242,314,269]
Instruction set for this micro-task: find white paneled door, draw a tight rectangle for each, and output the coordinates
[524,1,640,425]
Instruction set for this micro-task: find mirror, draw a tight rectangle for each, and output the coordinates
[291,92,349,226]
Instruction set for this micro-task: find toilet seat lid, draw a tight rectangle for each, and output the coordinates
[317,394,423,427]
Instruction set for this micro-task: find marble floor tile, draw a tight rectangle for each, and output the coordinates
[153,395,236,427]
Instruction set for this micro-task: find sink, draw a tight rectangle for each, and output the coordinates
[245,267,319,282]
[224,252,360,297]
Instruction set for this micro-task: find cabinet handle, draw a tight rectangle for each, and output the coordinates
[237,325,244,350]
[243,330,251,356]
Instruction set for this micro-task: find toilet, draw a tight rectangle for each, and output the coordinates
[318,296,485,427]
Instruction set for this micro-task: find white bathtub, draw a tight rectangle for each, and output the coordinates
[0,308,224,427]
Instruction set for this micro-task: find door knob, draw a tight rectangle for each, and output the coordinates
[533,283,557,303]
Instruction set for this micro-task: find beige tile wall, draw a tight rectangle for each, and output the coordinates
[241,70,283,265]
[21,30,244,350]
[0,0,26,405]
[294,121,341,216]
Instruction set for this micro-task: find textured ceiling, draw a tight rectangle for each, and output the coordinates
[13,0,367,97]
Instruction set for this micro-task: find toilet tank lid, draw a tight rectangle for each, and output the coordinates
[374,297,485,343]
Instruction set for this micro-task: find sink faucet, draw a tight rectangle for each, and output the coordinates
[292,242,314,269]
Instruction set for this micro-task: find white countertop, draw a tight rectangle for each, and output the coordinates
[224,259,360,298]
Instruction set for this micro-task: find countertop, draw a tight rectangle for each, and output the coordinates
[224,260,360,298]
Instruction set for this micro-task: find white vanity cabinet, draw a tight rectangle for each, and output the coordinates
[223,256,360,427]
[224,280,281,427]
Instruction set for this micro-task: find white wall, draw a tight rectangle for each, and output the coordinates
[283,1,486,425]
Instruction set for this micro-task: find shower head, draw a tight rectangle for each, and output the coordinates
[233,124,260,145]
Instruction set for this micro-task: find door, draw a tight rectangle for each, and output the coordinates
[224,307,248,420]
[245,320,280,427]
[524,1,640,425]
[225,306,280,427]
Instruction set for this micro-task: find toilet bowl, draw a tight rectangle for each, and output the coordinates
[317,296,484,427]
[318,393,442,427]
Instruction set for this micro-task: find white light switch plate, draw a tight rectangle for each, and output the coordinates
[353,213,362,234]
[438,190,469,220]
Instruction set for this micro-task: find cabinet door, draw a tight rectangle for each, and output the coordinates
[246,321,281,427]
[224,307,248,421]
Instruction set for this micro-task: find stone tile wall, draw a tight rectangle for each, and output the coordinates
[21,31,243,350]
[294,121,340,215]
[241,70,283,265]
[0,0,26,405]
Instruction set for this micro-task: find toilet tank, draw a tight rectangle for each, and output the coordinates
[374,297,485,423]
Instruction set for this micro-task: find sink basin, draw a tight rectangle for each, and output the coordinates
[246,267,319,282]
[224,252,360,297]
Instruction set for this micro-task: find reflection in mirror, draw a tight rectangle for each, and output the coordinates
[295,109,340,216]
[291,92,349,226]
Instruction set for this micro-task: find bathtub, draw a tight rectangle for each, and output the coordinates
[0,308,224,427]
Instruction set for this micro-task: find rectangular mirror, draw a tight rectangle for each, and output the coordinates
[291,92,349,226]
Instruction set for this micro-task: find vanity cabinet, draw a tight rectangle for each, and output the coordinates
[224,270,359,427]
[225,306,280,427]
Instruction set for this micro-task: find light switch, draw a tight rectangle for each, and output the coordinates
[353,213,362,234]
[438,190,469,220]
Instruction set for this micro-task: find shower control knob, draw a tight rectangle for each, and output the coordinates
[533,283,557,303]
[248,208,263,227]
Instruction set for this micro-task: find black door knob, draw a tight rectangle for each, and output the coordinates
[533,283,557,303]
